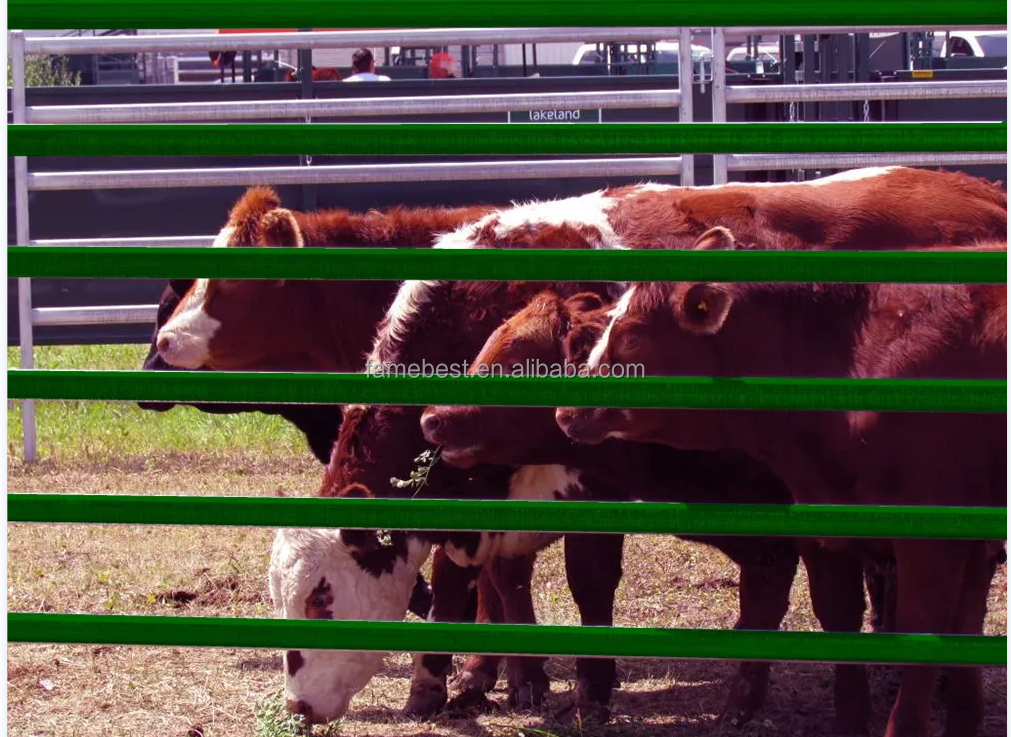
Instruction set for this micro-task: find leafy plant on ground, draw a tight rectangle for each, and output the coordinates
[255,687,345,737]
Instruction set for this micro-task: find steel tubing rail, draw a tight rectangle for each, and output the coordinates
[724,80,1006,105]
[726,152,1008,171]
[25,89,680,125]
[23,27,685,56]
[31,236,216,248]
[31,306,158,328]
[26,157,684,192]
[727,25,1006,34]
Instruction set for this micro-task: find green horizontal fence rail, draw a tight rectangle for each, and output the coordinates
[8,247,1007,284]
[9,0,1006,30]
[8,369,1006,413]
[9,123,1007,158]
[8,614,1006,667]
[8,2,1008,686]
[9,494,1007,539]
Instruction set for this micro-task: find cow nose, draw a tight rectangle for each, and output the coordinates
[285,698,316,722]
[420,410,442,442]
[156,332,173,356]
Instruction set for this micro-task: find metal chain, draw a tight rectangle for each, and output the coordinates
[788,100,796,123]
[304,111,313,166]
[862,100,870,123]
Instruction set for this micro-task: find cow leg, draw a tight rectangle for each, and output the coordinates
[885,540,973,737]
[939,541,993,737]
[404,547,481,717]
[449,566,506,707]
[554,532,626,725]
[799,541,871,736]
[719,538,799,728]
[486,553,551,710]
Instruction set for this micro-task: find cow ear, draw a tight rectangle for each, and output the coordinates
[258,208,305,249]
[563,292,606,315]
[676,283,733,335]
[692,226,737,251]
[563,323,603,363]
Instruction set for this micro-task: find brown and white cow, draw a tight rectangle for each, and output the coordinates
[555,230,1007,737]
[155,185,495,373]
[177,167,1006,726]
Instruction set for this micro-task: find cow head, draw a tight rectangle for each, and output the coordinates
[420,290,611,467]
[556,227,740,449]
[269,485,433,726]
[155,187,316,371]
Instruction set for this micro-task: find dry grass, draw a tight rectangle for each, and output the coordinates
[7,345,1008,736]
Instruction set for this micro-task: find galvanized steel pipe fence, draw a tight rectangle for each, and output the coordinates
[9,19,1007,451]
[6,0,1008,682]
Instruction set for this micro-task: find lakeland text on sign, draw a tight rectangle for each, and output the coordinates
[508,109,603,123]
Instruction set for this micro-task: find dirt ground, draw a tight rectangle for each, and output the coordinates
[7,453,1008,737]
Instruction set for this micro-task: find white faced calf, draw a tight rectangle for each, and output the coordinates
[269,526,431,724]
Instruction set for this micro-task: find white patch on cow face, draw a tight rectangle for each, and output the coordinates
[155,226,233,369]
[269,527,432,724]
[442,464,579,567]
[587,287,635,372]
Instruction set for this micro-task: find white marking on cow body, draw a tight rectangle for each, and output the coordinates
[587,287,635,371]
[687,166,900,190]
[442,464,578,568]
[488,190,626,249]
[269,527,432,724]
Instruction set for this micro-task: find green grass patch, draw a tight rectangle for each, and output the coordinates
[255,687,343,737]
[8,345,307,463]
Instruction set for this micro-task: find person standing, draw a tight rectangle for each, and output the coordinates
[343,48,392,82]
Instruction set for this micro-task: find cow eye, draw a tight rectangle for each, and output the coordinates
[620,334,640,353]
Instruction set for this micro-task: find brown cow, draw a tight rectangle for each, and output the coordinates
[555,230,1007,737]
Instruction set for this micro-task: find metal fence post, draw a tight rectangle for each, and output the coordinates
[711,27,728,184]
[11,30,38,463]
[677,27,695,186]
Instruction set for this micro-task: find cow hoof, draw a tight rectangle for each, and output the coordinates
[444,689,498,715]
[403,682,448,718]
[718,669,769,728]
[450,668,498,695]
[507,681,549,710]
[553,695,611,725]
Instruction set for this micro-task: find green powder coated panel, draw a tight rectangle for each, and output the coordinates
[8,614,1005,667]
[8,494,1007,539]
[7,369,1007,413]
[8,247,1007,284]
[9,0,1005,30]
[8,123,1005,157]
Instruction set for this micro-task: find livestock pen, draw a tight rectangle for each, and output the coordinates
[6,2,1008,736]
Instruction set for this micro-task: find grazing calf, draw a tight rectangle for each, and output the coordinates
[419,288,883,728]
[556,230,1007,737]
